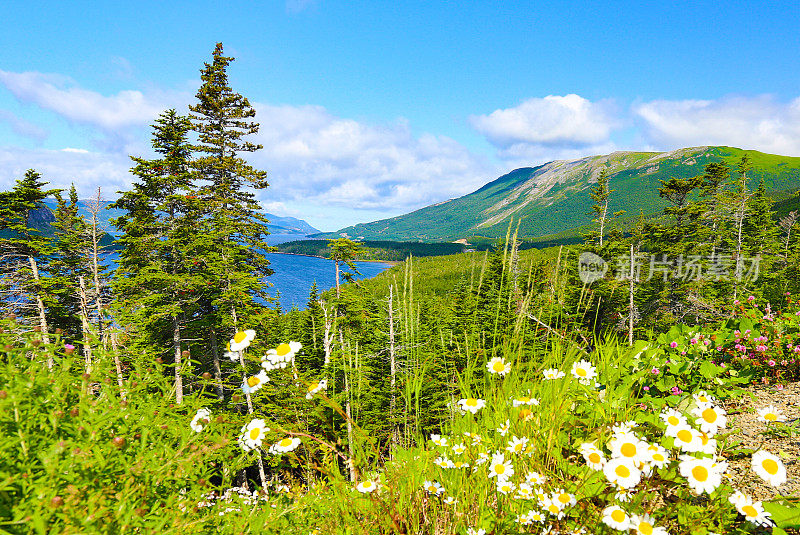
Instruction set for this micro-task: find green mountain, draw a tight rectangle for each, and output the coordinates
[318,147,800,242]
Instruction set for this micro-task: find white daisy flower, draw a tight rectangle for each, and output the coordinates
[646,444,670,469]
[229,330,256,352]
[614,487,635,502]
[452,460,469,469]
[305,379,327,400]
[268,437,302,455]
[570,359,597,383]
[691,404,727,436]
[487,453,514,480]
[752,450,787,486]
[660,409,689,437]
[608,432,651,464]
[431,434,448,447]
[433,455,452,468]
[629,513,668,534]
[466,529,486,535]
[551,489,576,508]
[190,408,211,433]
[542,368,565,379]
[579,442,606,470]
[603,457,641,489]
[265,341,302,364]
[515,482,534,500]
[443,496,457,505]
[679,455,724,495]
[540,497,566,518]
[355,480,376,493]
[611,420,638,436]
[527,509,545,523]
[452,443,467,455]
[457,397,486,414]
[496,419,510,436]
[693,390,715,406]
[497,480,516,495]
[239,418,269,451]
[602,505,630,531]
[475,451,490,466]
[486,356,511,376]
[423,480,444,495]
[506,436,529,455]
[671,425,704,453]
[512,394,539,407]
[729,491,774,527]
[225,349,242,362]
[464,431,482,445]
[525,471,547,485]
[757,405,787,423]
[242,370,269,394]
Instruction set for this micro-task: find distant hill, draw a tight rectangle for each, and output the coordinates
[40,199,320,237]
[316,146,800,242]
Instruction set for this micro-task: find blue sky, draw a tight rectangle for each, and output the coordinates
[1,1,799,231]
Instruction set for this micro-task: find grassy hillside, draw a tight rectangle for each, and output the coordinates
[318,146,800,242]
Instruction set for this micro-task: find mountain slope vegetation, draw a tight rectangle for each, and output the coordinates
[320,146,800,241]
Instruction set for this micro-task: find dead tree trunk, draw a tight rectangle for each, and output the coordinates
[28,256,52,368]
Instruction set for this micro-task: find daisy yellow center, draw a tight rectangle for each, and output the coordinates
[677,429,693,443]
[427,485,436,492]
[762,459,779,475]
[279,438,293,448]
[702,408,718,423]
[466,398,478,406]
[518,397,529,403]
[308,382,319,392]
[495,464,506,475]
[611,509,625,522]
[701,434,711,445]
[620,443,637,457]
[514,444,522,451]
[668,415,680,425]
[576,367,587,377]
[276,343,291,356]
[363,482,374,489]
[558,493,570,504]
[639,522,653,535]
[501,484,511,491]
[234,332,247,343]
[765,413,777,421]
[692,466,709,482]
[653,453,665,462]
[547,504,559,514]
[698,396,709,403]
[589,452,601,464]
[742,505,758,517]
[615,465,631,478]
[247,376,260,387]
[249,428,261,441]
[492,361,505,372]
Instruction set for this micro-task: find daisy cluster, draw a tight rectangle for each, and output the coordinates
[190,331,328,460]
[420,356,789,534]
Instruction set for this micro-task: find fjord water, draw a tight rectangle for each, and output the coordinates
[264,253,392,310]
[104,245,393,311]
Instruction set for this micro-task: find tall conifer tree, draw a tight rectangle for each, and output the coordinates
[189,43,273,343]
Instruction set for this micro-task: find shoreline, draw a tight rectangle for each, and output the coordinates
[267,251,402,267]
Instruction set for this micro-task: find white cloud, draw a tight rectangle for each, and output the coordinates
[0,146,132,197]
[634,95,800,156]
[0,70,184,131]
[470,94,620,155]
[248,103,496,211]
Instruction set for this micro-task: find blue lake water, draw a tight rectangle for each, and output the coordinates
[264,253,392,310]
[104,241,393,311]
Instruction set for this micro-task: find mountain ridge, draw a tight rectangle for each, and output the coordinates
[316,146,800,242]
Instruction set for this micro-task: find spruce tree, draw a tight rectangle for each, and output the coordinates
[188,42,273,342]
[0,170,59,358]
[111,110,204,403]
